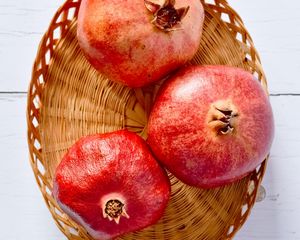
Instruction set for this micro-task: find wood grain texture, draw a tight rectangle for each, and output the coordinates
[1,94,299,239]
[0,94,62,239]
[0,0,61,91]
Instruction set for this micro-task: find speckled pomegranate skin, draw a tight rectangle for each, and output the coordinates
[77,0,204,88]
[53,130,170,240]
[147,65,274,188]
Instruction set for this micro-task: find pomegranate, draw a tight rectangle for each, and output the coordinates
[147,65,274,188]
[53,130,170,240]
[77,0,204,88]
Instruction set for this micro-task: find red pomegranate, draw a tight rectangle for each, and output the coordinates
[77,0,204,88]
[147,65,274,188]
[53,130,170,239]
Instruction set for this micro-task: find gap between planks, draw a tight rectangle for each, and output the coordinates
[0,92,300,97]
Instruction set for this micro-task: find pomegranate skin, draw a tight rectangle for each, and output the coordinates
[53,130,170,240]
[77,0,204,88]
[147,65,274,188]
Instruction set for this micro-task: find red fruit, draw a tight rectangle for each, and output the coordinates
[147,65,274,188]
[77,0,204,88]
[53,130,170,240]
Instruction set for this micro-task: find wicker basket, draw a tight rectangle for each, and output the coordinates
[27,0,268,239]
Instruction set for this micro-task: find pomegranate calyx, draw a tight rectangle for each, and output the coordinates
[103,199,129,224]
[208,101,239,135]
[145,0,190,32]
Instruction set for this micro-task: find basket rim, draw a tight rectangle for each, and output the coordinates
[26,0,269,239]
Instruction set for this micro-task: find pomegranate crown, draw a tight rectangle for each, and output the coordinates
[145,0,190,32]
[103,199,129,224]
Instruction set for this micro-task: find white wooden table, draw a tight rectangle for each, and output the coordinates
[1,0,299,239]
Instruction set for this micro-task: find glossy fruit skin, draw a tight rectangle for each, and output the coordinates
[53,130,170,240]
[147,65,274,188]
[77,0,204,88]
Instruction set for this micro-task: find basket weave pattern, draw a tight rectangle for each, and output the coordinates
[27,0,268,239]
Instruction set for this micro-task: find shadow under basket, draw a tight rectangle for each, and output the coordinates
[27,0,269,239]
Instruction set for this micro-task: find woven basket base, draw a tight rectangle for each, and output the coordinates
[28,0,267,239]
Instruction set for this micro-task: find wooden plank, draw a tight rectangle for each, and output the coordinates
[0,93,62,239]
[1,0,300,93]
[0,94,299,239]
[0,0,61,91]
